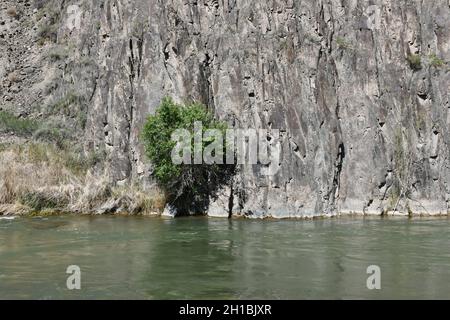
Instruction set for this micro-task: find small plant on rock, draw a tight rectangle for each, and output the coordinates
[336,36,352,50]
[0,111,39,136]
[429,53,445,68]
[7,72,20,83]
[407,54,422,71]
[6,7,19,19]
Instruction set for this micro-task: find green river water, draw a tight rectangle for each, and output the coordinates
[0,215,449,299]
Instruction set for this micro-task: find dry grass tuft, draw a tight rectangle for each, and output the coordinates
[0,143,166,215]
[6,7,18,18]
[7,72,20,83]
[110,185,166,215]
[0,203,30,216]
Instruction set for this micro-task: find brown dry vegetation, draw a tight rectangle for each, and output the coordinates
[7,71,20,83]
[0,143,166,216]
[6,7,18,18]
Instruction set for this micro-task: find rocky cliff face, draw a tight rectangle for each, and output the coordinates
[1,0,450,218]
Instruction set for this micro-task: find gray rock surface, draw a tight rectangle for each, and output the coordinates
[1,0,449,218]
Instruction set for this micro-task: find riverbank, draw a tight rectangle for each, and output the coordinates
[1,205,449,219]
[1,142,449,219]
[0,142,165,216]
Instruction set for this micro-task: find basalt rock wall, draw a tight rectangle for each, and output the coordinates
[1,0,449,217]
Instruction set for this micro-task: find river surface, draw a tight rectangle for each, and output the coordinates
[0,215,449,299]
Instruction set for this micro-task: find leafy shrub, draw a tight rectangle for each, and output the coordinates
[59,147,105,176]
[336,36,352,50]
[33,0,50,10]
[33,126,68,149]
[47,45,69,62]
[0,111,68,144]
[0,111,39,136]
[36,5,60,43]
[429,53,445,68]
[18,191,65,211]
[142,97,234,214]
[48,91,79,114]
[37,24,58,43]
[407,54,422,71]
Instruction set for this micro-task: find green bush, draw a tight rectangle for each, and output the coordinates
[0,111,39,136]
[429,53,445,68]
[18,191,65,211]
[141,97,234,214]
[0,111,71,145]
[47,45,69,62]
[48,91,79,114]
[336,36,352,50]
[37,24,58,43]
[32,126,68,148]
[36,4,61,44]
[407,54,422,71]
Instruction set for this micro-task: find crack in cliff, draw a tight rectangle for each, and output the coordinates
[228,184,234,219]
[125,33,145,167]
[200,51,215,108]
[332,142,345,206]
[162,42,174,83]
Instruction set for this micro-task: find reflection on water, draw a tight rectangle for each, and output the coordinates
[0,215,449,299]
